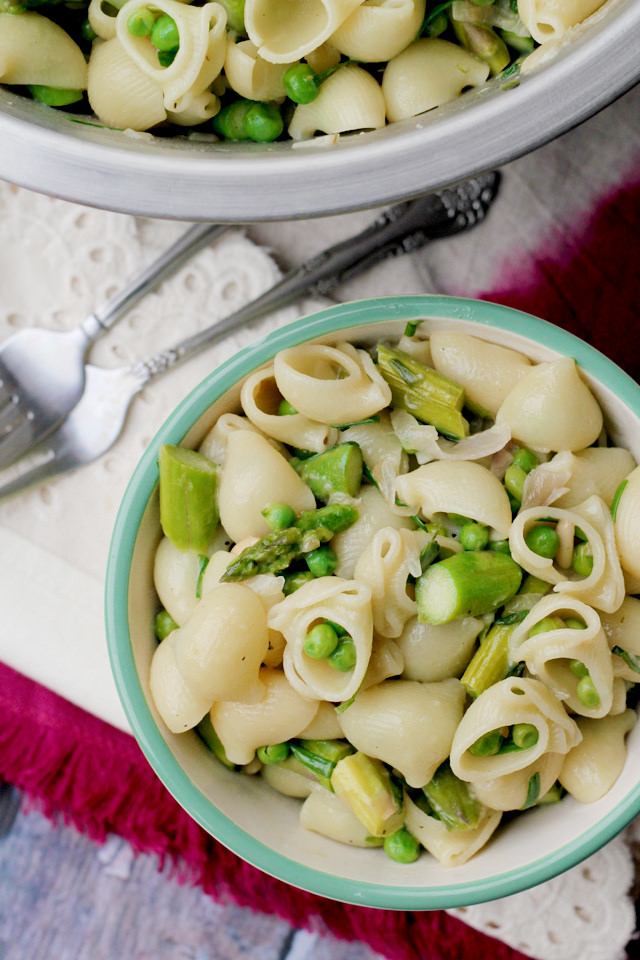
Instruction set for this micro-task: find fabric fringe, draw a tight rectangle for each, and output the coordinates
[0,662,532,960]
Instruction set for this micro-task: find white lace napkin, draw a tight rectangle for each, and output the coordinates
[0,183,636,960]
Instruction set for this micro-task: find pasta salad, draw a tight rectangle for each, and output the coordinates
[148,324,640,867]
[0,0,614,142]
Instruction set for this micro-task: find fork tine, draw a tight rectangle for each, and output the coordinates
[0,394,24,432]
[0,417,39,469]
[0,378,13,407]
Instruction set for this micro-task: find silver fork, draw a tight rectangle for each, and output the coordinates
[0,221,231,469]
[0,172,500,501]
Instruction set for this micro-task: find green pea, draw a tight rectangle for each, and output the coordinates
[565,617,587,630]
[528,616,566,637]
[524,524,560,559]
[28,85,84,107]
[245,102,284,142]
[504,463,527,502]
[213,100,253,140]
[468,729,503,757]
[81,18,97,41]
[283,570,315,595]
[304,622,339,659]
[283,63,320,104]
[488,538,511,555]
[324,619,348,637]
[576,674,600,709]
[511,723,539,750]
[499,28,535,53]
[383,827,420,864]
[328,636,357,672]
[278,398,298,416]
[157,48,177,66]
[216,0,245,32]
[151,13,179,51]
[458,522,489,552]
[511,447,539,473]
[257,743,290,764]
[154,608,178,640]
[306,545,338,577]
[127,6,155,35]
[569,659,589,678]
[572,542,594,578]
[261,502,296,531]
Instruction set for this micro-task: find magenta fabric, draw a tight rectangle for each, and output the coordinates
[477,173,640,385]
[0,660,532,960]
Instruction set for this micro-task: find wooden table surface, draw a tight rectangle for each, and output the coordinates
[0,782,383,960]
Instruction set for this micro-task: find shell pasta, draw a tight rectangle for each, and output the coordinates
[149,323,640,868]
[0,0,615,141]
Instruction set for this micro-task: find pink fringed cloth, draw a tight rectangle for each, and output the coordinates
[1,165,640,960]
[0,661,531,960]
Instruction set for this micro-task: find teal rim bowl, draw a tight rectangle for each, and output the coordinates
[105,295,640,910]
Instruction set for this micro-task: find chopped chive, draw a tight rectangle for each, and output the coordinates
[521,771,541,809]
[195,554,209,598]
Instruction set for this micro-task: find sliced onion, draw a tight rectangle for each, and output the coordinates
[390,409,511,464]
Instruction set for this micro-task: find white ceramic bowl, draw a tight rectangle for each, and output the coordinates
[2,0,640,221]
[105,295,640,908]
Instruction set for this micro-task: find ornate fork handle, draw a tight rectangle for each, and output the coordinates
[131,172,500,387]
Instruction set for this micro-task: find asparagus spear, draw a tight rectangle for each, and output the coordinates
[452,19,510,75]
[421,760,480,831]
[416,550,523,624]
[289,738,356,790]
[158,444,219,552]
[221,502,358,581]
[295,442,364,501]
[461,574,549,697]
[331,752,404,837]
[376,344,470,440]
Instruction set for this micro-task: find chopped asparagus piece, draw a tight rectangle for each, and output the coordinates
[452,19,510,74]
[376,344,469,440]
[221,503,358,582]
[331,752,404,837]
[462,573,548,696]
[295,442,364,501]
[289,742,336,789]
[158,444,219,552]
[298,738,355,765]
[416,551,523,624]
[461,622,516,698]
[196,714,238,770]
[295,502,359,536]
[422,761,480,831]
[537,781,564,805]
[221,526,303,581]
